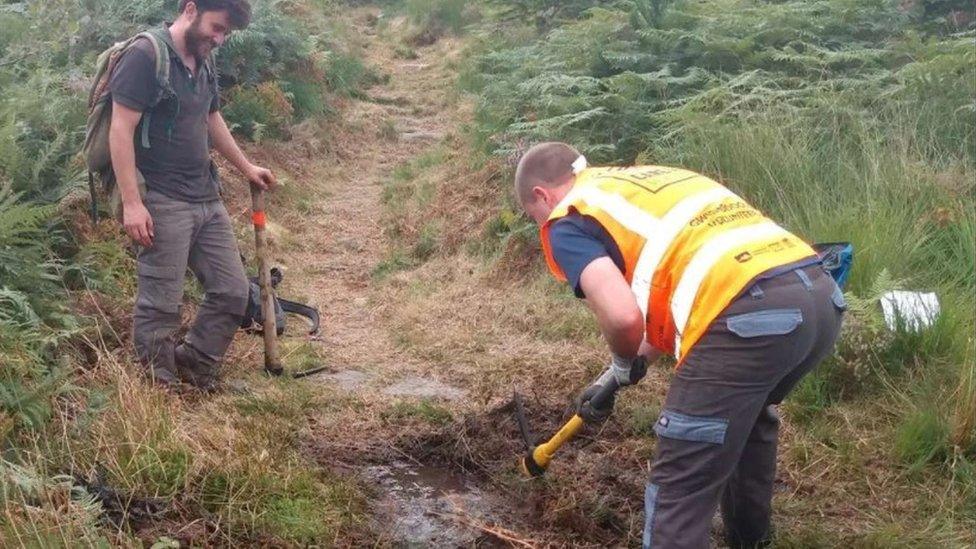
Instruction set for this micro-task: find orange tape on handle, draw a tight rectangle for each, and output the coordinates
[252,210,267,228]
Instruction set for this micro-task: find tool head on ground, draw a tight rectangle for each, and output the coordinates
[516,378,620,478]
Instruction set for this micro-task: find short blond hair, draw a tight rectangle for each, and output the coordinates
[514,142,581,204]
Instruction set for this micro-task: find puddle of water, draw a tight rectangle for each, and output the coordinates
[382,377,467,401]
[365,461,498,547]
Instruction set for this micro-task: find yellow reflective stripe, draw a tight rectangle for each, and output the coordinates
[566,186,661,238]
[670,222,787,336]
[629,188,736,318]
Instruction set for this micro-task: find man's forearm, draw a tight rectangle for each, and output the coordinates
[601,319,644,359]
[109,124,142,205]
[579,257,646,359]
[209,112,252,174]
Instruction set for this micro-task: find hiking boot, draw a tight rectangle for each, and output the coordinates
[174,343,219,392]
[144,363,183,387]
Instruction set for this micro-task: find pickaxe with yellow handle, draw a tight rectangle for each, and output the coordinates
[516,377,621,477]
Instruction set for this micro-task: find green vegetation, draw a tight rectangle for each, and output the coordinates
[381,398,453,426]
[403,0,477,42]
[375,147,449,274]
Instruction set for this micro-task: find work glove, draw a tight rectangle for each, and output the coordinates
[608,353,648,387]
[577,383,615,423]
[576,354,648,423]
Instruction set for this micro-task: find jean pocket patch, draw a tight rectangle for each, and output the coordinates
[653,410,728,444]
[830,283,848,311]
[726,308,802,338]
[136,262,181,314]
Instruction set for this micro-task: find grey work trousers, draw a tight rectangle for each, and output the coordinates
[644,265,845,549]
[132,189,249,375]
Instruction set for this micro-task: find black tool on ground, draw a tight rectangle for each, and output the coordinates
[515,377,621,478]
[241,265,321,337]
[73,466,165,528]
[239,255,326,379]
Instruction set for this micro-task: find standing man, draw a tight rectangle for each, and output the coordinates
[514,142,845,548]
[109,0,276,390]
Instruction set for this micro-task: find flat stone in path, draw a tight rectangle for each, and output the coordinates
[322,370,371,391]
[382,376,466,401]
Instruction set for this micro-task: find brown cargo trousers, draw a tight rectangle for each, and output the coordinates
[643,264,846,548]
[132,189,249,379]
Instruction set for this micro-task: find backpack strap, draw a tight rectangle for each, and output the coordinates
[205,54,219,92]
[138,30,173,103]
[134,30,176,149]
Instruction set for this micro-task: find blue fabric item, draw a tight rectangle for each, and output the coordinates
[726,309,803,338]
[643,483,660,549]
[548,214,625,298]
[653,410,729,444]
[813,242,854,289]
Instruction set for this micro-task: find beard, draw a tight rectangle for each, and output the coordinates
[185,17,217,59]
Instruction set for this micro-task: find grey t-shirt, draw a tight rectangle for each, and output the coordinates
[109,29,221,202]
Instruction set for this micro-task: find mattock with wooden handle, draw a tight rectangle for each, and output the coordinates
[250,185,283,376]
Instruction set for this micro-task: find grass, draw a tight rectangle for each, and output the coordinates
[377,146,453,271]
[372,247,418,279]
[381,399,453,426]
[403,0,478,44]
[15,354,367,545]
[0,461,111,545]
[895,406,951,470]
[619,400,661,437]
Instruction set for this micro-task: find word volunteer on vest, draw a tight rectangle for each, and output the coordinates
[540,166,816,363]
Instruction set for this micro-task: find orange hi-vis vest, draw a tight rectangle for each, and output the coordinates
[540,166,817,364]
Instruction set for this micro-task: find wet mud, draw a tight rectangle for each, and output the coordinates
[365,461,507,547]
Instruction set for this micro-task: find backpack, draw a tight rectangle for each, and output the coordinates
[813,242,854,289]
[82,28,216,222]
[83,29,171,223]
[241,265,321,337]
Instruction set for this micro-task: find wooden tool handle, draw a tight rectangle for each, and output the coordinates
[250,186,283,375]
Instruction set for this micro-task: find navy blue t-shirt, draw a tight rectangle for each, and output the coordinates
[548,214,820,299]
[548,214,624,298]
